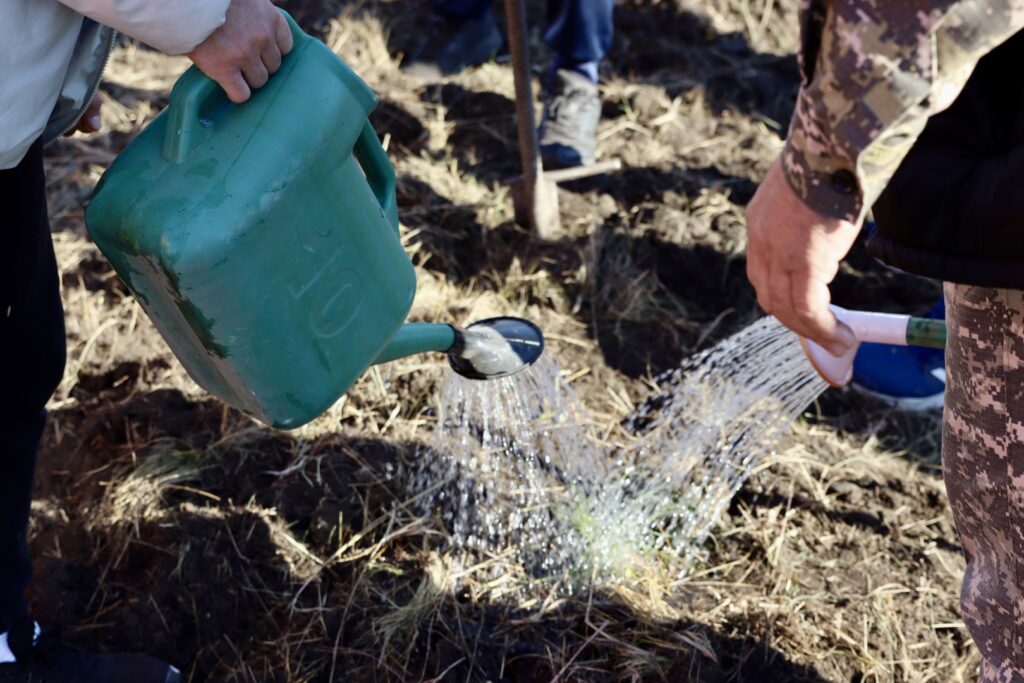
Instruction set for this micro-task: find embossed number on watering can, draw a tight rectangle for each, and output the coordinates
[288,248,364,339]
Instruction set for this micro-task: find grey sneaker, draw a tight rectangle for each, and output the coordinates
[401,12,503,84]
[539,69,601,169]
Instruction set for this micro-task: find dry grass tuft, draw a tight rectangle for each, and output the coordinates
[94,438,204,533]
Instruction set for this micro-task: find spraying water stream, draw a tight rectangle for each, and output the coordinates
[408,317,828,589]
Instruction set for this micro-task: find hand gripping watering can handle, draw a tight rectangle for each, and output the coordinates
[353,121,400,235]
[161,10,306,164]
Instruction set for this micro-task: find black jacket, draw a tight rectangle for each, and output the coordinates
[867,31,1024,288]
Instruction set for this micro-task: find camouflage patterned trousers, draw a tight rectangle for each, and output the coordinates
[944,283,1024,682]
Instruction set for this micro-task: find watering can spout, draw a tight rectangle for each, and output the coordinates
[799,305,946,387]
[374,317,546,380]
[374,323,458,365]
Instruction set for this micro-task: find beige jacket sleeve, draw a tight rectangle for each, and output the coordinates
[57,0,231,55]
[783,0,1024,224]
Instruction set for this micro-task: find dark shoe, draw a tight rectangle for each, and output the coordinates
[538,69,601,169]
[401,12,503,84]
[0,619,180,683]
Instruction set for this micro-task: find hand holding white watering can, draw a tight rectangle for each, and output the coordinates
[745,159,947,387]
[744,158,859,358]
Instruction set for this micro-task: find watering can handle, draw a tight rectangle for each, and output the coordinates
[353,121,400,235]
[161,10,306,164]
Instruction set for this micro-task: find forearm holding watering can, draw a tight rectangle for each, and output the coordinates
[746,0,1024,356]
[60,0,292,104]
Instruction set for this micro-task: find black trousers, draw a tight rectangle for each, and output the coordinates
[0,140,67,633]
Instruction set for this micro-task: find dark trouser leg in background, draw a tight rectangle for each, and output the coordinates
[432,0,492,21]
[0,140,67,634]
[544,0,615,83]
[537,0,613,168]
[943,283,1024,682]
[406,0,502,82]
[428,0,615,82]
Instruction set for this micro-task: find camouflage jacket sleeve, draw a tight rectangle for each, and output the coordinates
[783,0,1024,223]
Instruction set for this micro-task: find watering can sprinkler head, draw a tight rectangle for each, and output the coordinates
[799,336,860,387]
[448,317,545,380]
[798,305,947,387]
[373,317,545,382]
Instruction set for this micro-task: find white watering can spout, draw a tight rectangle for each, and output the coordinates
[798,305,946,387]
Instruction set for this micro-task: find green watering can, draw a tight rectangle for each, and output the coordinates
[86,12,543,429]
